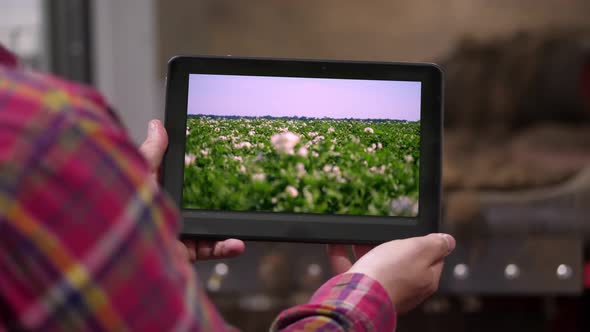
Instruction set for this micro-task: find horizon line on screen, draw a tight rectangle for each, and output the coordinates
[187,74,421,121]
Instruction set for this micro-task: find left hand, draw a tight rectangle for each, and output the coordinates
[139,119,246,263]
[327,244,374,275]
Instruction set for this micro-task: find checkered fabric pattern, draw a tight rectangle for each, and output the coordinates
[0,45,396,332]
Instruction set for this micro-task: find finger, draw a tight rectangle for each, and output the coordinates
[327,244,353,274]
[175,240,190,261]
[421,233,456,263]
[195,240,215,260]
[183,240,197,262]
[430,260,445,288]
[428,260,444,296]
[138,119,168,172]
[352,245,374,261]
[212,239,246,259]
[195,239,246,260]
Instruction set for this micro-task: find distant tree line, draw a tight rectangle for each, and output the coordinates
[187,114,418,123]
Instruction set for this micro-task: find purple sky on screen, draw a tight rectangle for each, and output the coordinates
[187,74,421,121]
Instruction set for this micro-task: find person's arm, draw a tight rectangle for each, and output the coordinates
[271,273,395,331]
[272,232,455,331]
[140,120,396,332]
[0,69,235,331]
[1,64,454,331]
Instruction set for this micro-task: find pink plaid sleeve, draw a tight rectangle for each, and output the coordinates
[0,65,235,331]
[1,48,396,331]
[271,273,396,332]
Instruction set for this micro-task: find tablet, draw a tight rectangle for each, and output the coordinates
[162,56,443,244]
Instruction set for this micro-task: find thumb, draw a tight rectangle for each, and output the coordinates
[421,233,456,264]
[327,245,353,275]
[139,120,168,172]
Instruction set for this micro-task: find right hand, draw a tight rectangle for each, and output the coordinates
[328,233,455,314]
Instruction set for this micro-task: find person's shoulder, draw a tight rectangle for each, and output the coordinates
[0,65,122,130]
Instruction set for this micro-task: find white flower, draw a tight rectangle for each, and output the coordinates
[258,143,265,149]
[297,147,308,157]
[239,165,247,173]
[404,155,414,163]
[252,173,266,181]
[271,197,278,204]
[186,127,190,136]
[323,164,341,176]
[271,132,300,155]
[327,127,335,133]
[214,127,221,132]
[412,202,419,215]
[371,143,377,150]
[365,147,375,153]
[313,135,325,143]
[312,151,319,158]
[332,138,337,144]
[233,156,243,162]
[377,142,383,149]
[234,142,252,149]
[308,132,318,138]
[296,162,306,177]
[184,153,197,166]
[218,135,229,141]
[286,185,299,198]
[364,127,374,134]
[362,160,368,166]
[248,130,255,136]
[390,196,416,216]
[369,165,386,174]
[200,149,210,156]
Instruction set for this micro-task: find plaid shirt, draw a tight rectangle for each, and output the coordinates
[0,46,396,332]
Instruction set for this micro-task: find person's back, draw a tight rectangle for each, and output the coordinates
[0,45,454,331]
[0,48,214,331]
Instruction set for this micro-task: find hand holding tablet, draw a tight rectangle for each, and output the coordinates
[162,56,443,243]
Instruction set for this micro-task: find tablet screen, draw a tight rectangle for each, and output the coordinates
[184,74,421,217]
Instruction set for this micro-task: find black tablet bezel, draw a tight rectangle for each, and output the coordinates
[162,55,443,244]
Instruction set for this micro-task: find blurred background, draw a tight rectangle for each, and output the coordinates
[2,0,590,331]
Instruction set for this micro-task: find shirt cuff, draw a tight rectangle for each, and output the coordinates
[272,273,396,331]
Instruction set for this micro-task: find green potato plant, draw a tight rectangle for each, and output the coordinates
[183,115,420,217]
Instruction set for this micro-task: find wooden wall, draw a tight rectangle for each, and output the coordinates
[156,0,590,76]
